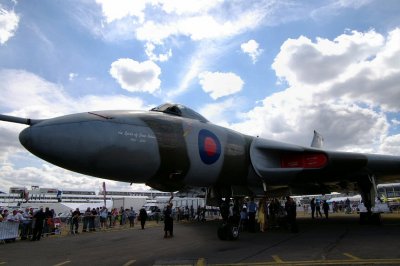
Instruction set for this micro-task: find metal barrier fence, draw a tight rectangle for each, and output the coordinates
[0,222,19,243]
[0,217,63,243]
[66,215,131,234]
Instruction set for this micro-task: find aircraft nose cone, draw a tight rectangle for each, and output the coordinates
[19,127,32,150]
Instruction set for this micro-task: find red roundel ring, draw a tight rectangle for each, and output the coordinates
[198,129,221,164]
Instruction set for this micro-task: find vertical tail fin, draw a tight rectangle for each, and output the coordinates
[311,130,324,148]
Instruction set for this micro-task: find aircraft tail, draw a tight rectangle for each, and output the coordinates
[311,130,324,148]
[0,114,42,125]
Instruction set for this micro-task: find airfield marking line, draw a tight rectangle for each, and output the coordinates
[272,255,284,263]
[122,259,136,266]
[53,261,71,266]
[0,262,6,265]
[210,258,400,266]
[196,258,206,266]
[343,253,360,260]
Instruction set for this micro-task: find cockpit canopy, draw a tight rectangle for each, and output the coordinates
[150,103,209,123]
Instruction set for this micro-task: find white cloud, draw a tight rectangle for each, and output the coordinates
[167,41,221,99]
[0,69,149,162]
[0,69,149,115]
[135,10,264,44]
[0,163,151,194]
[0,69,151,192]
[156,0,222,15]
[95,0,265,44]
[241,39,263,63]
[272,28,400,112]
[95,0,147,23]
[0,6,19,45]
[93,0,267,73]
[392,119,400,126]
[0,69,71,118]
[272,30,385,86]
[311,0,373,20]
[145,42,172,62]
[109,58,161,94]
[199,98,239,127]
[69,73,78,81]
[231,90,388,152]
[380,134,400,155]
[198,71,244,100]
[229,28,400,153]
[0,123,26,164]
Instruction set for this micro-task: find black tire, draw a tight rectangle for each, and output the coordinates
[371,213,382,225]
[217,224,228,240]
[359,212,367,224]
[218,223,240,241]
[228,225,239,240]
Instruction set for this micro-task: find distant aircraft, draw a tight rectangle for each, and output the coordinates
[1,103,400,239]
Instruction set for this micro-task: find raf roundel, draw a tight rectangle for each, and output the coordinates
[198,129,221,165]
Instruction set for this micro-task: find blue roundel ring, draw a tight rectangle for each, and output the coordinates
[198,129,221,165]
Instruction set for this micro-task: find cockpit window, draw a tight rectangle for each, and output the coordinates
[150,103,209,123]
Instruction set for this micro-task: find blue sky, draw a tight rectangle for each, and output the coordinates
[1,0,400,192]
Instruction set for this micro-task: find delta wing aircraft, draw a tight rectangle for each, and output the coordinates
[1,103,400,239]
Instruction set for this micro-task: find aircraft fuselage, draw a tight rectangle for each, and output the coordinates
[19,110,253,191]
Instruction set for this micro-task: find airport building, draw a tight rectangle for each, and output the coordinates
[0,185,207,215]
[0,186,172,204]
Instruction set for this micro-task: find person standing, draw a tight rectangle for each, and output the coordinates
[72,208,81,234]
[139,207,147,229]
[43,207,53,235]
[21,208,32,240]
[285,196,298,233]
[99,207,108,229]
[82,207,91,232]
[89,208,97,231]
[257,199,266,232]
[310,198,316,219]
[31,207,46,241]
[127,207,136,228]
[315,199,322,218]
[163,203,174,238]
[247,198,257,232]
[322,200,330,219]
[190,205,194,221]
[6,209,24,222]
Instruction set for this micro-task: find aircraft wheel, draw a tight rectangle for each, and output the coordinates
[371,213,382,225]
[217,224,228,240]
[217,223,240,241]
[359,212,367,225]
[228,225,239,241]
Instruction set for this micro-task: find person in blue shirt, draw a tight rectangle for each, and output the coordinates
[247,198,257,232]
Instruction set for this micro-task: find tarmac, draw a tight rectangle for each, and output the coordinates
[0,212,400,266]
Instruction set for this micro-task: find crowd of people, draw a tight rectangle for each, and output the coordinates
[0,202,209,243]
[234,196,299,233]
[307,197,358,219]
[0,206,60,242]
[1,195,355,243]
[69,206,147,234]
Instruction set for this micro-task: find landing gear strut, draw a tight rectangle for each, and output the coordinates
[358,174,382,225]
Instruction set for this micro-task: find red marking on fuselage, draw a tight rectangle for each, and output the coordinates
[204,137,217,156]
[281,153,328,168]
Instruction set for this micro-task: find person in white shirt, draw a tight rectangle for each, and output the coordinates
[21,208,33,240]
[5,210,25,223]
